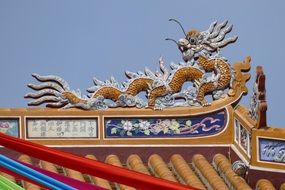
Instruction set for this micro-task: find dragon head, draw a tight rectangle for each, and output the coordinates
[167,19,238,62]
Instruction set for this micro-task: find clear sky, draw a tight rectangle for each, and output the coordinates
[0,0,284,128]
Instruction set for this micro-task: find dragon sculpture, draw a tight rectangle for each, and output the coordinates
[25,19,249,110]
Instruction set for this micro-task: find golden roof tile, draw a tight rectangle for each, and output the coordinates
[39,160,58,174]
[148,154,177,182]
[170,154,206,190]
[105,154,136,190]
[213,154,252,190]
[256,179,276,190]
[127,154,150,175]
[85,155,112,190]
[192,154,229,190]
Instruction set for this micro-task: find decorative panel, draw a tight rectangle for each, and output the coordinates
[105,109,227,138]
[240,124,249,153]
[259,138,285,164]
[0,118,19,137]
[234,118,240,143]
[26,118,98,139]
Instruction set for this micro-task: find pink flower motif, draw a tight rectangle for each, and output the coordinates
[0,122,9,128]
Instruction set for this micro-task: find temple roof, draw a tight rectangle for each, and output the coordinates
[0,20,284,190]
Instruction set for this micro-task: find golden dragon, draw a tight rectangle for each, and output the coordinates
[25,20,247,110]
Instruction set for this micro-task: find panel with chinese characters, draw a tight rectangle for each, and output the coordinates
[26,118,98,139]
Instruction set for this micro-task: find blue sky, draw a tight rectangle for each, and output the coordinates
[0,0,284,128]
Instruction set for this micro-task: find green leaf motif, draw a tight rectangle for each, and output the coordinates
[111,128,117,134]
[186,120,192,126]
[144,130,150,135]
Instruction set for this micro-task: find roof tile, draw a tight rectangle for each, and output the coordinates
[148,154,177,182]
[170,154,206,190]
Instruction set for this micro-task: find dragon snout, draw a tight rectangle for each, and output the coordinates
[182,49,194,62]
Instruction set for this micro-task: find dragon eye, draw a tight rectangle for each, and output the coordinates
[189,37,197,45]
